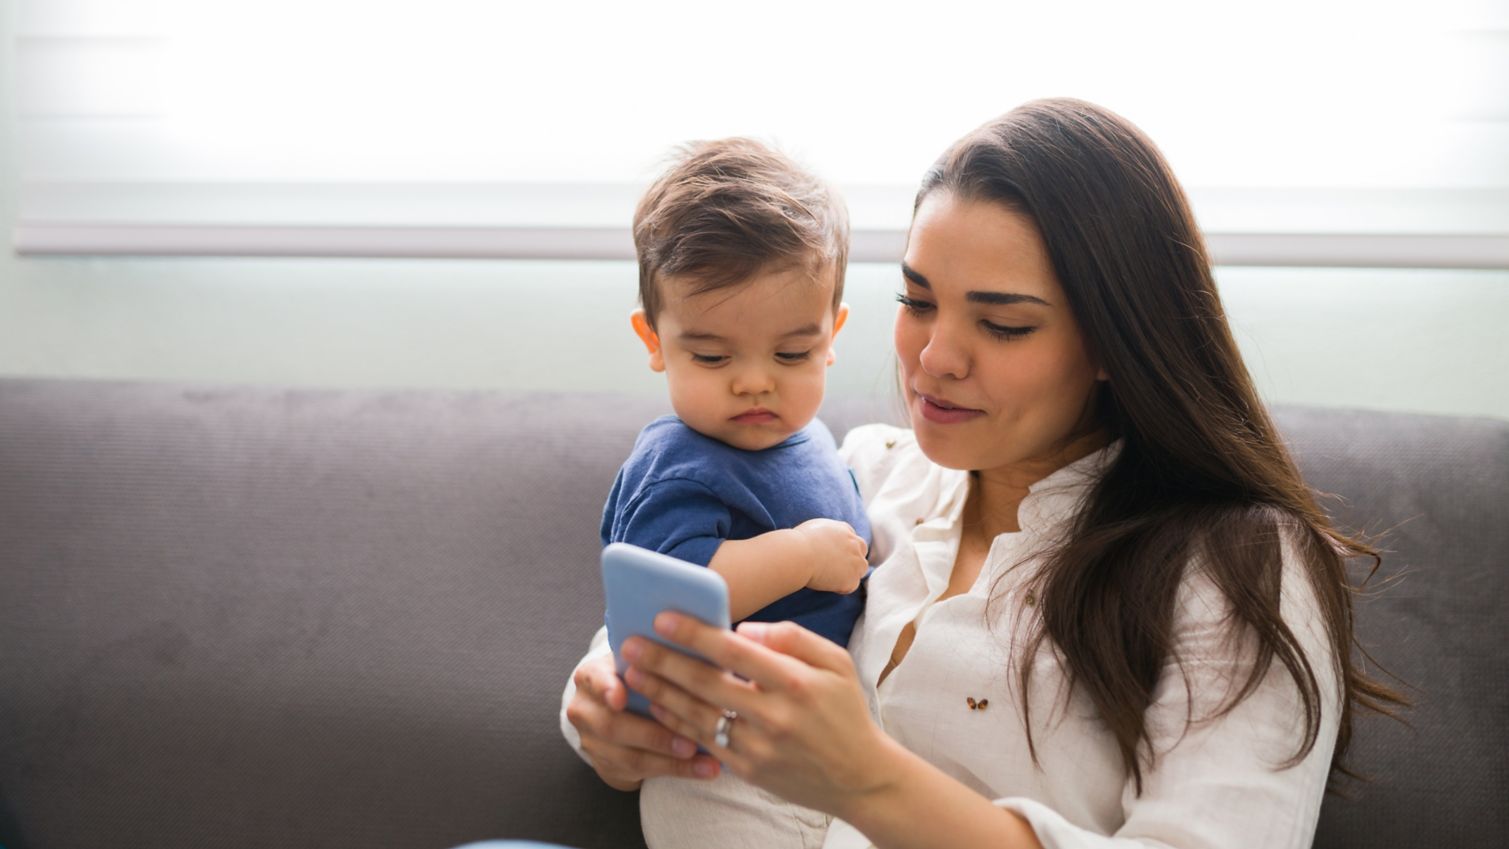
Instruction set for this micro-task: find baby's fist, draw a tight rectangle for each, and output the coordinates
[796,519,869,594]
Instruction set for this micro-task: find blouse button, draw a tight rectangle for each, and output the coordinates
[885,439,897,449]
[1024,592,1037,607]
[914,517,926,526]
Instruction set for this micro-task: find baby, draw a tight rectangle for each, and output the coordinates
[603,138,869,847]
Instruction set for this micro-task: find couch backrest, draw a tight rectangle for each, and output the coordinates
[0,380,1503,849]
[1264,405,1509,846]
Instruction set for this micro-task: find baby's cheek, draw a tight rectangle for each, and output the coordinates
[794,375,828,419]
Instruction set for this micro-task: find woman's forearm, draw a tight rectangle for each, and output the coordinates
[841,735,1044,849]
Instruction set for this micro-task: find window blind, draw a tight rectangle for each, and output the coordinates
[13,0,1509,267]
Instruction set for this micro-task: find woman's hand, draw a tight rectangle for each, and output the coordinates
[564,653,723,790]
[621,614,902,819]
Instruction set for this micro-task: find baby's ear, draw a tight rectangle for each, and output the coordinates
[630,310,665,373]
[826,303,850,366]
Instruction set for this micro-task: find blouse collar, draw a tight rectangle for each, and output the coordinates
[933,440,1122,540]
[1018,440,1120,536]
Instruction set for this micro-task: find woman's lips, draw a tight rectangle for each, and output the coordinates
[732,409,779,424]
[915,392,984,424]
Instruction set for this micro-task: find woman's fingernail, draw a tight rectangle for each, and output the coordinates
[653,612,680,637]
[671,737,696,758]
[622,639,642,662]
[693,759,719,779]
[738,621,768,642]
[624,666,642,687]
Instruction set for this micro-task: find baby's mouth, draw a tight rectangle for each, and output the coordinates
[731,408,779,424]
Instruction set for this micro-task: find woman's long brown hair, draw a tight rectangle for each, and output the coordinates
[917,98,1405,792]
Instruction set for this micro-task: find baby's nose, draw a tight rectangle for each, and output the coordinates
[731,365,775,395]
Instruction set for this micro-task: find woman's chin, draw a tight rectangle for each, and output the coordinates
[910,423,991,471]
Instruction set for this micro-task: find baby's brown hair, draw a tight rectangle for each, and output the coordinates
[633,138,849,329]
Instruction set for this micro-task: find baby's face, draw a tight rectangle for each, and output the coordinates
[649,266,844,451]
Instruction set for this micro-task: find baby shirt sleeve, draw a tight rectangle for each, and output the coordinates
[607,476,734,568]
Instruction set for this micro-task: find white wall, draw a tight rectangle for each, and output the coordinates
[2,251,1505,420]
[3,5,1505,420]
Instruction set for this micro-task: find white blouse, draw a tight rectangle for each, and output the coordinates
[561,425,1342,849]
[824,424,1340,849]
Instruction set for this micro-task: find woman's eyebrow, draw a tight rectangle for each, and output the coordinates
[901,262,932,288]
[901,262,1052,307]
[968,291,1050,307]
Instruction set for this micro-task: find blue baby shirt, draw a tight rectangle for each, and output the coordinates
[601,415,872,646]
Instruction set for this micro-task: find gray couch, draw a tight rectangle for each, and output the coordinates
[1,378,1504,849]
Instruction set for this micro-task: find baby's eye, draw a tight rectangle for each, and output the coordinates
[775,350,812,363]
[690,353,729,365]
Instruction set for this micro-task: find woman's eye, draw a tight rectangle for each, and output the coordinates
[982,321,1036,340]
[895,293,934,315]
[775,350,812,363]
[690,353,728,365]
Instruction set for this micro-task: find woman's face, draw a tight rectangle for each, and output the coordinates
[895,192,1107,478]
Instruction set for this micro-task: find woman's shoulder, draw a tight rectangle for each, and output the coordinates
[838,422,913,454]
[837,423,929,501]
[1171,511,1331,663]
[1157,510,1344,778]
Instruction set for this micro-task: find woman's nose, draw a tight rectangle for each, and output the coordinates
[918,327,968,380]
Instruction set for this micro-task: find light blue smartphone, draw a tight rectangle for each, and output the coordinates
[601,542,731,717]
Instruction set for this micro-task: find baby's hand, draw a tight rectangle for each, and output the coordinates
[795,519,869,594]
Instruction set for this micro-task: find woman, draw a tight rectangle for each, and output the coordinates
[563,98,1401,848]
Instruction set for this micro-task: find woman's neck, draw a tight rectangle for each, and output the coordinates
[965,428,1113,537]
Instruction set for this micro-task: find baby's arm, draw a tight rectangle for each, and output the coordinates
[612,475,868,622]
[710,519,869,621]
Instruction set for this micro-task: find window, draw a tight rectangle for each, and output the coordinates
[13,0,1509,266]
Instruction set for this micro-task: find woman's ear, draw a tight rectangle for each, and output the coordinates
[630,310,666,373]
[826,303,850,366]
